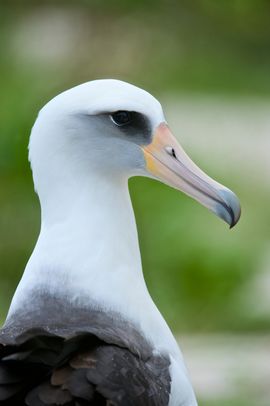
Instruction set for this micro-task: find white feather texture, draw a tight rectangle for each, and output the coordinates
[7,79,197,406]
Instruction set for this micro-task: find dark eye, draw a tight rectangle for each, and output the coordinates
[111,111,132,126]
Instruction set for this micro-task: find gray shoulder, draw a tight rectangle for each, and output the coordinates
[1,291,151,358]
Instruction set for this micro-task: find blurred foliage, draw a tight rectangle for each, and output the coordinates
[0,0,269,335]
[131,176,270,332]
[1,0,270,97]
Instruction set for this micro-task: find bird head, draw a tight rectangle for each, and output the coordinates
[29,79,240,227]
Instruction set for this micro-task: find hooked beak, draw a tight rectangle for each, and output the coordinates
[142,123,241,228]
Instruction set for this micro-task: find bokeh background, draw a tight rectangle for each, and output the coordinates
[0,1,269,405]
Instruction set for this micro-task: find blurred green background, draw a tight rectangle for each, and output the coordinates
[0,1,269,404]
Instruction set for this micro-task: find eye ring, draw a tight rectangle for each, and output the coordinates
[110,111,132,126]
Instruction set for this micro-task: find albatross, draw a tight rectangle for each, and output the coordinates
[0,79,240,406]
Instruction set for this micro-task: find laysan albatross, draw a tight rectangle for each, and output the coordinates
[0,80,240,406]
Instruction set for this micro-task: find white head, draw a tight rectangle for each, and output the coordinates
[29,79,240,227]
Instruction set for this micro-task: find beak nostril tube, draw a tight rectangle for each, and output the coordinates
[165,146,177,159]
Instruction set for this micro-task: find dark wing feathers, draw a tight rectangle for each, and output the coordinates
[0,330,171,405]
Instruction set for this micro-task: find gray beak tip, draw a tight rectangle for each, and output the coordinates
[229,207,241,229]
[215,189,241,229]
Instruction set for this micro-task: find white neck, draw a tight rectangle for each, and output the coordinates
[9,172,146,307]
[9,171,181,352]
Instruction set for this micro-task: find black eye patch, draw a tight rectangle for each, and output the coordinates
[109,111,152,144]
